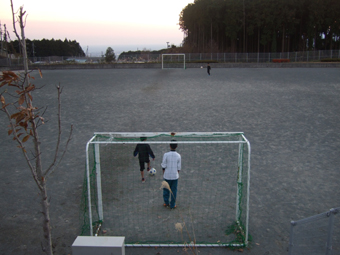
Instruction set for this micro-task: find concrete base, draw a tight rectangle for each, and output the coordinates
[72,236,125,255]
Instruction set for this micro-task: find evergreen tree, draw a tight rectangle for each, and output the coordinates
[104,47,116,63]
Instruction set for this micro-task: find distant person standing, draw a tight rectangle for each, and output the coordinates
[161,141,181,209]
[207,63,211,75]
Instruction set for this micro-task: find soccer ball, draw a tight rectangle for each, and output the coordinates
[201,66,203,68]
[149,168,157,176]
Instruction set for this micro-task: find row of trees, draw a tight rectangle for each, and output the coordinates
[117,45,182,61]
[179,0,340,53]
[118,48,166,60]
[3,37,85,57]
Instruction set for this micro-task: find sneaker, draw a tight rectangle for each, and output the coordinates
[163,203,169,208]
[147,167,150,172]
[142,178,145,183]
[170,205,177,210]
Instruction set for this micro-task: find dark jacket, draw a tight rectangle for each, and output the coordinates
[133,144,155,162]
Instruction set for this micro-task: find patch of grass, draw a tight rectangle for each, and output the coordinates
[225,221,252,250]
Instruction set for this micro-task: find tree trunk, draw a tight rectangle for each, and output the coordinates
[282,25,285,53]
[211,20,213,53]
[15,14,51,252]
[243,0,246,53]
[258,28,260,54]
[41,183,53,255]
[32,120,53,255]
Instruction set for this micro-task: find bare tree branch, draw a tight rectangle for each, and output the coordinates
[23,12,28,27]
[45,125,73,178]
[45,84,72,178]
[2,103,43,190]
[10,0,21,42]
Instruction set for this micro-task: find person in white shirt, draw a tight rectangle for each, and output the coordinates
[161,141,181,209]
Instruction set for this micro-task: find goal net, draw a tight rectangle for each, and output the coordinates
[80,132,251,248]
[162,54,186,69]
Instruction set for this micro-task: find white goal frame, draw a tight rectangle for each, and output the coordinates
[162,54,186,69]
[85,132,251,247]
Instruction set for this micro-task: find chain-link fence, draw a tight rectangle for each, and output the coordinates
[1,50,340,67]
[289,207,340,255]
[118,50,340,63]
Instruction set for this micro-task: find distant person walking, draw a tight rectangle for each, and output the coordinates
[133,137,155,183]
[207,63,211,75]
[161,141,181,209]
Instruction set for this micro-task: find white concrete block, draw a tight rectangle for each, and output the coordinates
[72,236,125,255]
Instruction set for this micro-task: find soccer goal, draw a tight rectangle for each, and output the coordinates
[81,132,251,248]
[162,54,186,69]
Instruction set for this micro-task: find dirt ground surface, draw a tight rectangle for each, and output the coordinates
[0,68,339,255]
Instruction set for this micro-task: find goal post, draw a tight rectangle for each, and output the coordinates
[81,132,251,247]
[162,54,186,69]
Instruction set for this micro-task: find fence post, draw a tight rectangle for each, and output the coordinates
[235,53,237,63]
[325,208,337,255]
[288,221,296,255]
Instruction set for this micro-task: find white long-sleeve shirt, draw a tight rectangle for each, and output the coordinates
[161,150,181,180]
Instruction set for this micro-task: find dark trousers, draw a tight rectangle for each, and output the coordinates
[163,179,178,209]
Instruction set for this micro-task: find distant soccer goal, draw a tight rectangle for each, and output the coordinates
[162,54,186,69]
[81,132,251,248]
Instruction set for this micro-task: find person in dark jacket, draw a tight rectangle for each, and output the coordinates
[133,137,155,183]
[207,63,211,75]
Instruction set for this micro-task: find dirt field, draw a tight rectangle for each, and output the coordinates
[0,68,339,255]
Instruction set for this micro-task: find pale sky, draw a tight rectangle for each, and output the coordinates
[0,0,194,55]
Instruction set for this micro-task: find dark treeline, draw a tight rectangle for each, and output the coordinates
[118,48,168,60]
[7,38,85,57]
[179,0,340,53]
